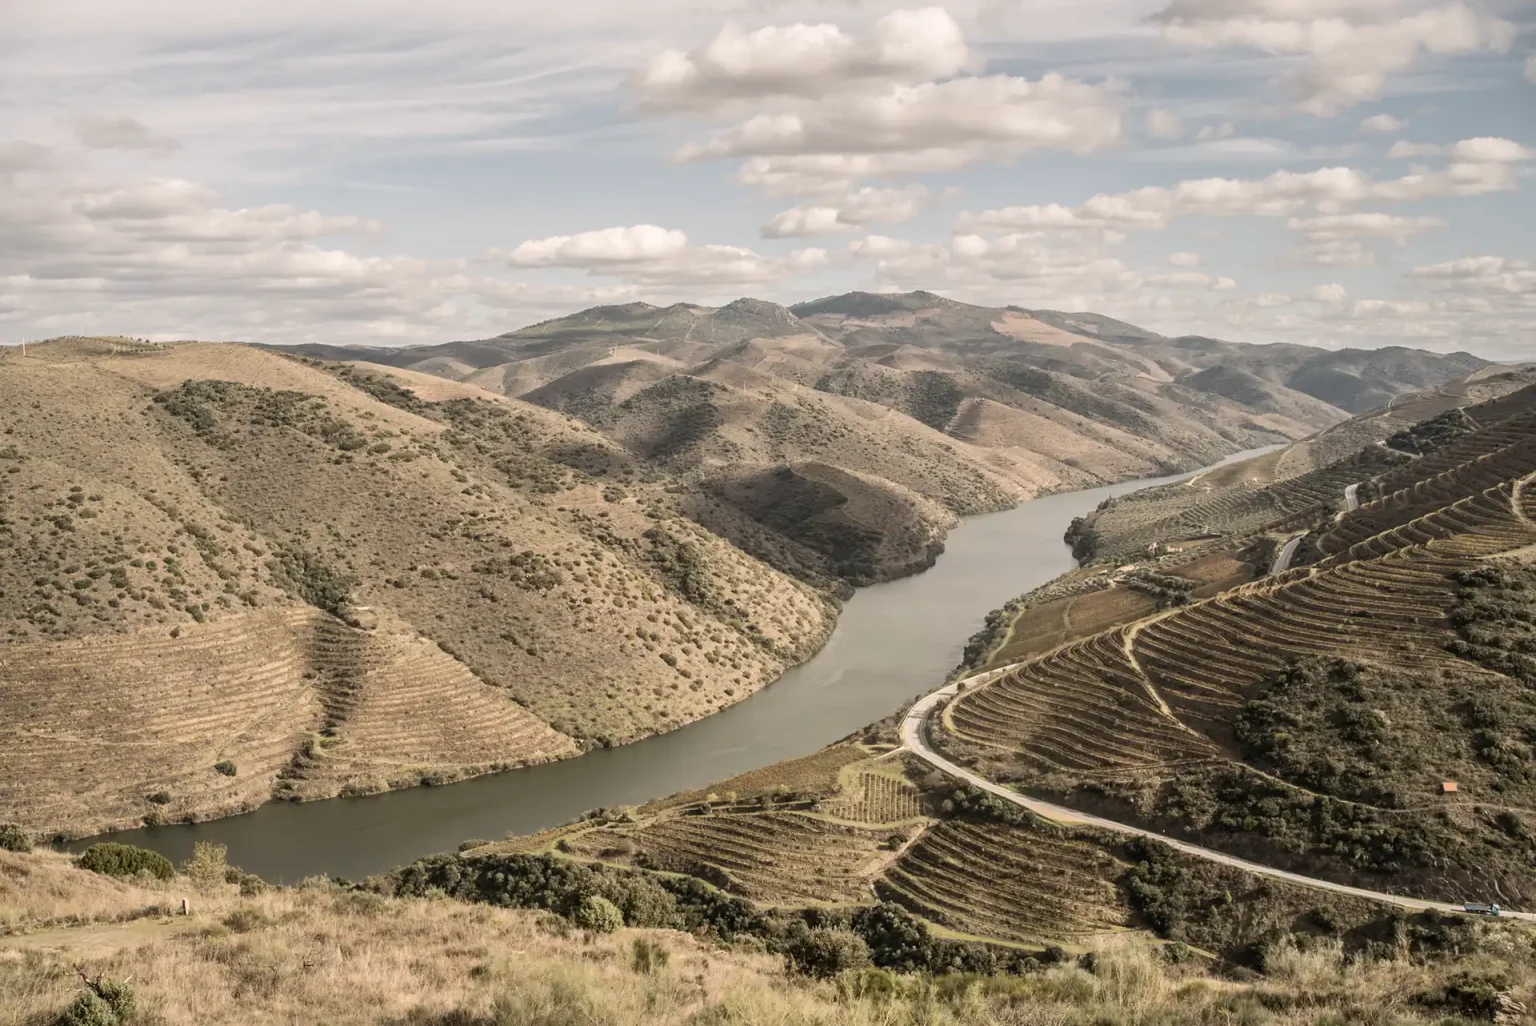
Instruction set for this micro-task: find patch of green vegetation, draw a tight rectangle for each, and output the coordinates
[1447,565,1536,684]
[267,544,355,617]
[75,843,174,881]
[0,822,31,852]
[471,550,564,592]
[904,371,964,431]
[1385,408,1476,456]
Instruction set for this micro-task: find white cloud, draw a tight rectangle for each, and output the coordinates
[1196,121,1234,141]
[1359,113,1404,134]
[505,224,826,287]
[677,73,1123,163]
[508,225,689,267]
[1286,211,1443,265]
[74,115,181,153]
[762,185,929,237]
[959,144,1521,235]
[734,151,975,198]
[1146,109,1185,140]
[1526,55,1536,85]
[1407,255,1536,295]
[636,7,970,110]
[1152,0,1515,115]
[1167,251,1202,267]
[1147,271,1236,290]
[1451,137,1534,162]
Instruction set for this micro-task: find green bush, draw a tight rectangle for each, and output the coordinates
[56,992,119,1026]
[56,978,134,1026]
[0,822,30,852]
[786,927,873,978]
[214,760,237,777]
[573,894,623,934]
[76,843,174,881]
[630,936,670,975]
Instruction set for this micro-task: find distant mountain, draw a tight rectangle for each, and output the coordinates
[270,291,1488,594]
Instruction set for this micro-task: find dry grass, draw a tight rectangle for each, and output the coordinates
[5,851,1534,1026]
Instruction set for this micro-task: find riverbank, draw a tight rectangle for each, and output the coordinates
[67,448,1280,881]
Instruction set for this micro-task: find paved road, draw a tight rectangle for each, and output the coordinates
[1269,534,1304,575]
[1344,482,1361,512]
[902,676,1535,921]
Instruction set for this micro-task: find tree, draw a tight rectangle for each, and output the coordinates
[786,928,873,979]
[574,894,624,934]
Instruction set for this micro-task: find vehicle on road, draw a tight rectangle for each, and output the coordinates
[1462,902,1502,916]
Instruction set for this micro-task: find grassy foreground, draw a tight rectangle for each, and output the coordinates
[4,849,1535,1026]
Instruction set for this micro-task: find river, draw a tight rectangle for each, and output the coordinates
[74,446,1279,881]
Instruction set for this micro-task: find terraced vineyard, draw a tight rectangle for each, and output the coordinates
[876,819,1128,945]
[821,766,926,824]
[939,389,1536,901]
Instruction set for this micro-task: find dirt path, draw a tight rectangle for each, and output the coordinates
[904,675,1536,921]
[0,916,202,957]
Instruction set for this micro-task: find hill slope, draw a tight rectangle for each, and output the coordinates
[0,340,835,838]
[270,292,1486,593]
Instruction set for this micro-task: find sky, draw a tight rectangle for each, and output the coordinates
[1,0,1533,358]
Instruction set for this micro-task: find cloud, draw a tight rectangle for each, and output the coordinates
[508,225,689,267]
[1526,55,1536,84]
[1151,0,1515,115]
[677,73,1123,164]
[1196,122,1234,141]
[1146,109,1185,140]
[959,144,1521,234]
[0,142,56,174]
[762,185,929,238]
[1359,113,1404,134]
[1147,271,1237,289]
[504,224,826,286]
[734,151,976,198]
[74,115,181,154]
[1386,136,1535,161]
[1168,251,1202,267]
[1407,255,1536,295]
[1286,211,1443,265]
[636,7,970,110]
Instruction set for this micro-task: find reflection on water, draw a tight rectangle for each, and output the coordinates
[73,446,1280,881]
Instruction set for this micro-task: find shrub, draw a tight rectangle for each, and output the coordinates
[573,894,623,934]
[56,991,119,1026]
[56,977,134,1026]
[630,937,671,975]
[213,760,237,777]
[182,840,230,888]
[787,928,873,978]
[76,843,174,881]
[222,907,269,933]
[0,822,30,852]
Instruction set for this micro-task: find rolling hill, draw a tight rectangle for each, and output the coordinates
[271,291,1486,595]
[0,339,836,838]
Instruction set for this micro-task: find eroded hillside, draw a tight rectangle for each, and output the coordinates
[0,340,835,838]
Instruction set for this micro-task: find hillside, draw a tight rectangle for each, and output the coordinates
[271,292,1488,594]
[6,846,1535,1026]
[936,379,1536,906]
[0,340,836,839]
[448,379,1536,972]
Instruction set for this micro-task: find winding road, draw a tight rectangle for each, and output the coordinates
[901,674,1535,921]
[1269,534,1304,575]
